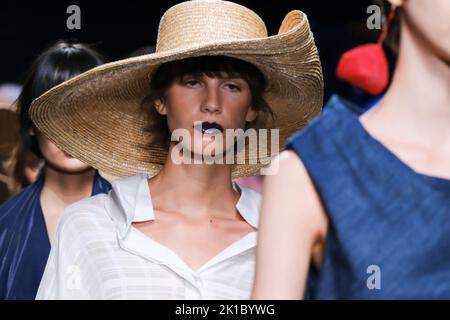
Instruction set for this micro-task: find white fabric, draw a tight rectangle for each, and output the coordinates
[36,173,261,299]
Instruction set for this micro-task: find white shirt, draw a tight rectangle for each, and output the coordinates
[36,173,261,300]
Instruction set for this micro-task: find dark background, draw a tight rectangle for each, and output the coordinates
[0,0,381,102]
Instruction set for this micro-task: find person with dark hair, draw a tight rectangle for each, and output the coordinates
[253,0,450,299]
[30,0,323,299]
[0,40,112,300]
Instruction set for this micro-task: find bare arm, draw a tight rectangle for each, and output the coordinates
[252,150,327,299]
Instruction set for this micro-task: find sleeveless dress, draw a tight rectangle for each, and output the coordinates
[287,95,450,299]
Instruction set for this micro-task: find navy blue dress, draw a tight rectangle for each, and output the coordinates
[287,95,450,299]
[0,171,111,300]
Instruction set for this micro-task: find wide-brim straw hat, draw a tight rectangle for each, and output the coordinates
[29,0,323,179]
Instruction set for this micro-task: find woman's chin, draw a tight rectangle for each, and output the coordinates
[45,159,93,174]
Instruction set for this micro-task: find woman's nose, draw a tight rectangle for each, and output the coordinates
[200,80,221,114]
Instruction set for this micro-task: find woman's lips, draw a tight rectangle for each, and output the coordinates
[193,121,224,134]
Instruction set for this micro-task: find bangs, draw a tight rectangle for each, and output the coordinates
[150,56,266,90]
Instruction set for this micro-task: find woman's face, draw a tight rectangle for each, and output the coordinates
[396,0,450,61]
[36,131,92,173]
[156,73,256,160]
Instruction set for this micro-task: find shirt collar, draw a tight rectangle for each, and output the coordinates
[107,172,261,239]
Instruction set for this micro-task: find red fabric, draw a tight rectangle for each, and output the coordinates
[336,43,389,95]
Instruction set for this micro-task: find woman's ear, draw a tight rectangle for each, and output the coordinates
[154,98,167,115]
[245,107,257,123]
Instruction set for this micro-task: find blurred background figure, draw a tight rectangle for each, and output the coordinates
[0,83,21,105]
[0,102,19,203]
[0,84,23,203]
[0,40,112,300]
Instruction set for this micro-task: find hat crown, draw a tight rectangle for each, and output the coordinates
[156,0,268,52]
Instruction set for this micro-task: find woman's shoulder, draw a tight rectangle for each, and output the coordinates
[57,192,114,236]
[57,173,148,236]
[48,191,119,252]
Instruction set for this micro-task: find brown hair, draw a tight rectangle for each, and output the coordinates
[140,56,274,150]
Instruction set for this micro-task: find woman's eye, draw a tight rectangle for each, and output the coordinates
[184,79,200,87]
[225,83,241,92]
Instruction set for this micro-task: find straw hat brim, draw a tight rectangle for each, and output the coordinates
[29,10,323,179]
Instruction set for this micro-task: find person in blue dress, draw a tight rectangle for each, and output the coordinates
[0,40,112,300]
[253,0,450,299]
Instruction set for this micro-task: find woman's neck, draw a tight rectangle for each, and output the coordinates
[148,145,240,219]
[363,12,450,148]
[42,166,96,204]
